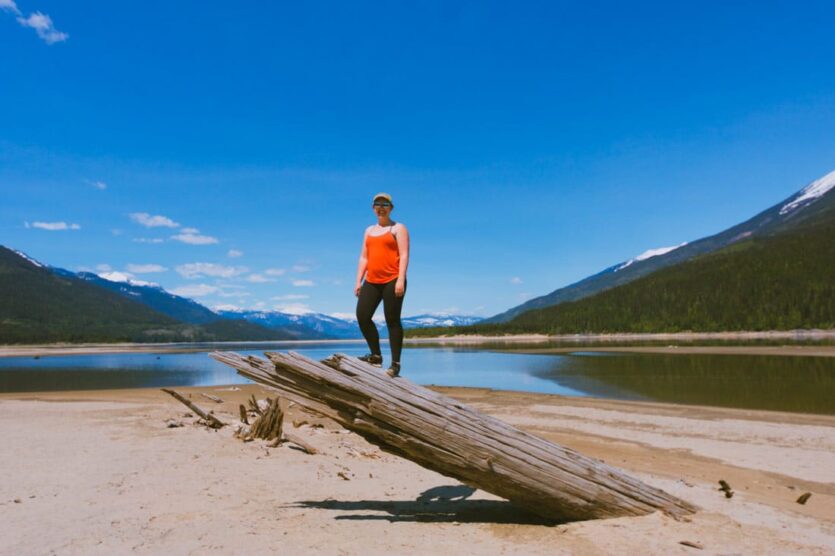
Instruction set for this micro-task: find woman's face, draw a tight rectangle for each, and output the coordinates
[373,200,393,218]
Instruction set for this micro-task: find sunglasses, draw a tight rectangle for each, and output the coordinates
[373,201,392,208]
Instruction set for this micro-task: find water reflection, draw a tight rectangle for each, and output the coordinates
[533,352,835,414]
[1,345,833,415]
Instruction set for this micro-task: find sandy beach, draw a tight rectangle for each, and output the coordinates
[1,384,833,555]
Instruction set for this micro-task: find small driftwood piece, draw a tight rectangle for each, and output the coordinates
[210,351,698,522]
[161,388,225,429]
[200,393,223,404]
[281,432,318,455]
[796,492,812,505]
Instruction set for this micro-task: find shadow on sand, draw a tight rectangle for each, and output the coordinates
[295,484,560,526]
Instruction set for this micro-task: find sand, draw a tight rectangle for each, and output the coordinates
[1,385,833,555]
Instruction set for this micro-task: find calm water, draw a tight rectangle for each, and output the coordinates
[1,343,834,415]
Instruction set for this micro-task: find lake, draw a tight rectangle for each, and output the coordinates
[1,342,834,415]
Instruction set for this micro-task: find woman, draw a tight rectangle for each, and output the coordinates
[355,192,410,377]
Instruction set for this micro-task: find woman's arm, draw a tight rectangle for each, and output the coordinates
[394,224,410,297]
[355,228,370,296]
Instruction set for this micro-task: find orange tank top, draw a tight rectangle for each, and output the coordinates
[365,228,400,284]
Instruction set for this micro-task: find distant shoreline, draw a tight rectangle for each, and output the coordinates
[1,329,834,358]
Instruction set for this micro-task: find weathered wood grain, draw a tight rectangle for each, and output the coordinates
[210,350,698,522]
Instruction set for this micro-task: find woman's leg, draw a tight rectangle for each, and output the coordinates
[382,279,406,363]
[356,281,384,356]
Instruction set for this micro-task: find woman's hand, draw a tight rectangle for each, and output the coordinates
[355,282,362,297]
[395,279,405,297]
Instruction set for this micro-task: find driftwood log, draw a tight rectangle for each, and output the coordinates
[161,388,225,429]
[210,351,698,522]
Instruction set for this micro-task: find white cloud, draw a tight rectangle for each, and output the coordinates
[133,238,164,244]
[292,279,314,287]
[17,11,68,44]
[171,231,219,245]
[272,294,309,301]
[176,262,248,279]
[273,303,312,315]
[92,180,107,190]
[130,212,179,228]
[180,227,199,234]
[246,273,274,283]
[0,1,21,16]
[111,229,123,236]
[510,276,523,285]
[217,290,251,298]
[95,264,112,272]
[29,221,81,231]
[227,249,243,258]
[292,264,312,273]
[126,263,167,274]
[170,284,219,297]
[264,268,286,276]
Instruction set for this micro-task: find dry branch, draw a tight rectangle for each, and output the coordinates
[200,393,223,403]
[210,351,698,522]
[161,388,225,429]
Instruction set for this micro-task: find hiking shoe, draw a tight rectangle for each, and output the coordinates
[386,362,401,378]
[358,353,383,367]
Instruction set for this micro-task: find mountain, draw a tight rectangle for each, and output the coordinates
[401,314,483,328]
[1,245,180,343]
[0,247,292,343]
[215,309,348,339]
[216,310,484,339]
[505,199,835,333]
[51,269,221,324]
[485,169,835,323]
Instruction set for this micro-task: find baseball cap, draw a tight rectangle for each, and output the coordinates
[372,192,393,204]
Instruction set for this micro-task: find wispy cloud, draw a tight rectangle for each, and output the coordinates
[176,263,248,279]
[227,249,243,258]
[130,212,179,228]
[510,276,523,285]
[246,273,274,283]
[133,238,164,244]
[126,263,167,274]
[273,302,312,315]
[95,263,112,272]
[26,221,80,231]
[292,264,312,273]
[171,229,218,245]
[92,180,107,190]
[170,284,219,297]
[0,1,21,16]
[16,11,68,45]
[292,279,314,287]
[272,294,309,301]
[264,268,286,276]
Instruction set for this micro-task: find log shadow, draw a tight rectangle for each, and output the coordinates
[295,484,561,526]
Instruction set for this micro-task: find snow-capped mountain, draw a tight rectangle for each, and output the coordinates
[216,309,483,338]
[215,309,357,339]
[486,169,835,323]
[401,314,483,328]
[11,248,44,268]
[614,243,688,272]
[779,169,835,215]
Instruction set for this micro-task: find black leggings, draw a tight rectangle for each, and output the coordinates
[356,279,406,363]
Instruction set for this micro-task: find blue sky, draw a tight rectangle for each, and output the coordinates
[2,1,834,318]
